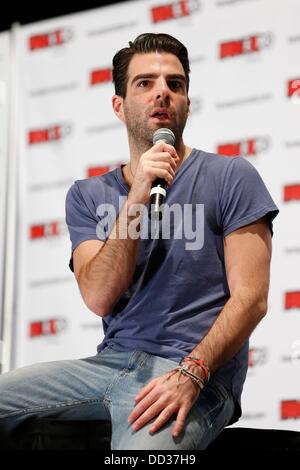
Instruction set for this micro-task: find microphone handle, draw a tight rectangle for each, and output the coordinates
[149,178,167,221]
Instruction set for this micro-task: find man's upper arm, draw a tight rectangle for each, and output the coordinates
[72,239,104,281]
[223,217,272,302]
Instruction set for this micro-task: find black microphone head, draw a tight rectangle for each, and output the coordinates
[152,128,175,146]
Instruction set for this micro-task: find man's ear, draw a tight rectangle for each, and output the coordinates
[112,95,125,122]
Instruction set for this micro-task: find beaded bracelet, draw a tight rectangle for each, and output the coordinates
[174,364,205,390]
[180,356,210,384]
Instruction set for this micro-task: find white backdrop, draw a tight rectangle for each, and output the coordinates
[0,32,10,371]
[5,0,300,430]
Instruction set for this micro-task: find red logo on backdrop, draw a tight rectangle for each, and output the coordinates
[283,184,300,202]
[281,400,300,420]
[30,221,67,240]
[28,124,72,145]
[29,29,73,51]
[29,318,67,338]
[248,348,268,367]
[87,163,123,178]
[285,291,300,310]
[151,0,200,23]
[217,137,269,157]
[90,68,112,86]
[219,33,272,59]
[287,78,300,97]
[88,166,110,178]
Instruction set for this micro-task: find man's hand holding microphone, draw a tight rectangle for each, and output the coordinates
[128,128,179,220]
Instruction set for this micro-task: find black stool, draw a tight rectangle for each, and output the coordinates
[207,427,300,450]
[5,419,300,450]
[14,419,111,450]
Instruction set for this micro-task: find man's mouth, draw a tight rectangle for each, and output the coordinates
[150,110,171,120]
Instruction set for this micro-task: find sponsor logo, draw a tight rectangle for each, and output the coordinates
[90,67,112,86]
[29,29,73,51]
[88,166,110,178]
[284,184,300,202]
[28,124,72,145]
[285,291,300,310]
[151,0,200,23]
[288,78,300,97]
[220,33,272,59]
[87,162,122,178]
[29,318,67,337]
[30,221,67,240]
[287,78,300,104]
[281,400,300,420]
[248,347,268,367]
[217,137,269,157]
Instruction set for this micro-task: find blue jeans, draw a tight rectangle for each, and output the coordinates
[0,347,235,449]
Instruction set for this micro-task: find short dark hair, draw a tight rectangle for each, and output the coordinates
[112,33,190,98]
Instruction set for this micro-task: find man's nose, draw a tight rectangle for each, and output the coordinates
[154,79,170,102]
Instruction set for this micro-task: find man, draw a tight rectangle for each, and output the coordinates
[0,33,278,450]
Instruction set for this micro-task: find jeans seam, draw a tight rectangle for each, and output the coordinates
[103,367,129,403]
[0,398,105,418]
[127,350,149,370]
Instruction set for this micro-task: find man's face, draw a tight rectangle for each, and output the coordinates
[120,52,190,147]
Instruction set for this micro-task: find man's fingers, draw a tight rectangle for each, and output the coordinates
[128,390,157,425]
[154,141,177,157]
[128,372,196,437]
[149,405,177,434]
[172,405,189,438]
[131,399,165,432]
[135,379,156,403]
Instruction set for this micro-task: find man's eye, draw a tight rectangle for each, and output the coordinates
[138,80,149,87]
[169,81,182,89]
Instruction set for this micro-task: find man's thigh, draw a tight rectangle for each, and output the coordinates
[0,354,114,429]
[107,351,235,450]
[115,380,234,450]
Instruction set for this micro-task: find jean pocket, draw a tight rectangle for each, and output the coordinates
[207,378,229,402]
[194,380,229,429]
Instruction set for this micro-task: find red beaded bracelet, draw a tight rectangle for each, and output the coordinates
[181,356,210,383]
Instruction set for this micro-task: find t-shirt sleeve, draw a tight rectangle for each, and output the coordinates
[220,156,279,237]
[65,181,100,272]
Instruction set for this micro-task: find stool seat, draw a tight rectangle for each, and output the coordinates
[16,419,111,450]
[7,419,300,450]
[207,427,300,450]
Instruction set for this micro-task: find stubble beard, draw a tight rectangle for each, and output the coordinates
[124,102,189,155]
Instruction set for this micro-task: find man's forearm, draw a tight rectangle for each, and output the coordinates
[190,288,268,374]
[79,197,144,316]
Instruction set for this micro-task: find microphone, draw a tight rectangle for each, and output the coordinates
[149,128,176,220]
